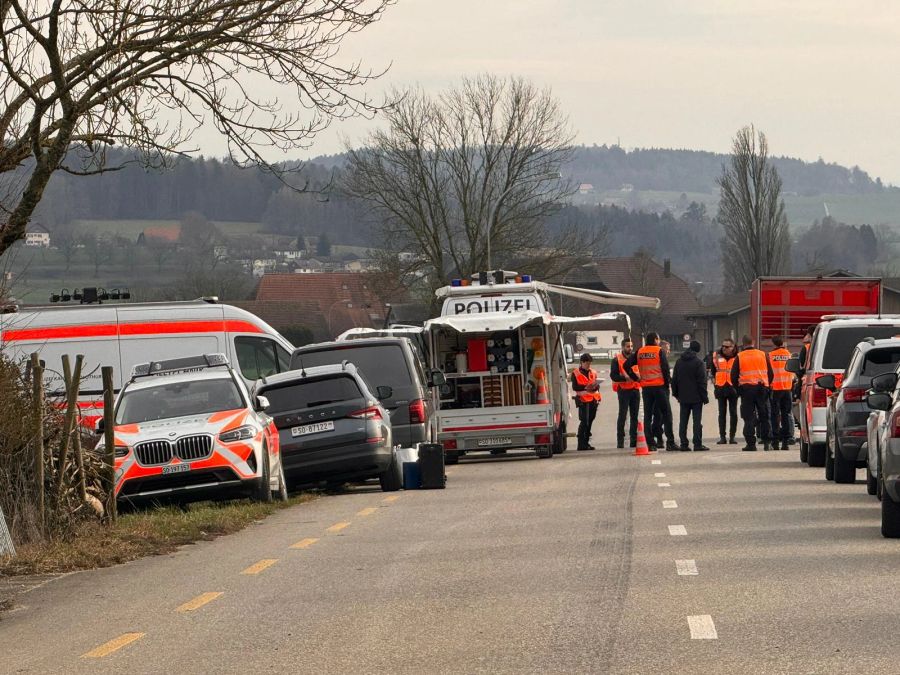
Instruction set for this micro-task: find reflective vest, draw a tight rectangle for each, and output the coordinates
[712,353,735,387]
[613,353,641,392]
[636,345,664,387]
[769,347,793,391]
[573,367,602,403]
[737,348,769,387]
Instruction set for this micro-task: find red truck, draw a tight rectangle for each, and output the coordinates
[751,277,883,350]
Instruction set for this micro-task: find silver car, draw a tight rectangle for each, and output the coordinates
[864,369,900,536]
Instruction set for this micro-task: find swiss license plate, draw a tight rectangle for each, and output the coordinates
[292,421,336,437]
[162,463,190,475]
[478,437,512,447]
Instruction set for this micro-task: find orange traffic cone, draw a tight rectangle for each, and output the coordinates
[536,380,549,405]
[634,421,650,456]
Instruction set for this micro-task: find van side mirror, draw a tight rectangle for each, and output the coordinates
[255,395,270,412]
[785,358,801,374]
[563,344,575,364]
[95,418,105,436]
[429,370,446,387]
[866,392,893,411]
[376,385,393,400]
[871,372,898,393]
[815,374,836,391]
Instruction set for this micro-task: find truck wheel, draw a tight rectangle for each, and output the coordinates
[867,462,878,496]
[252,447,273,503]
[379,451,403,492]
[833,441,856,484]
[445,452,460,465]
[552,424,567,454]
[882,491,900,538]
[807,443,826,468]
[799,438,808,463]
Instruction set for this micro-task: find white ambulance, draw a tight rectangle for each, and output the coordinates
[0,300,294,421]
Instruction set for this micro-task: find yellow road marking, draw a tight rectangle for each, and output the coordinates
[327,521,351,533]
[356,507,378,517]
[241,558,278,575]
[175,592,223,613]
[383,495,401,503]
[290,537,319,549]
[81,632,144,658]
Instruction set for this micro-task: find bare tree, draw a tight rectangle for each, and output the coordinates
[717,126,791,292]
[79,232,114,277]
[143,236,177,273]
[0,0,392,256]
[53,222,80,272]
[343,75,592,299]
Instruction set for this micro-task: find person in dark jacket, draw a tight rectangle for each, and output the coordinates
[672,340,710,451]
[609,337,640,448]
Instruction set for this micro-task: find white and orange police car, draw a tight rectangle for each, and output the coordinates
[99,353,288,504]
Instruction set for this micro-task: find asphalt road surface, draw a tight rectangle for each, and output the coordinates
[3,376,900,674]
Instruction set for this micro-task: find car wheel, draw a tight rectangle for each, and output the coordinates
[273,458,289,502]
[799,437,809,463]
[536,444,553,459]
[881,490,900,538]
[807,443,826,468]
[552,424,567,454]
[253,447,273,503]
[824,430,835,480]
[833,439,856,484]
[379,451,402,492]
[867,462,878,496]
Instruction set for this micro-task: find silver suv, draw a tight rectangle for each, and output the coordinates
[865,368,900,537]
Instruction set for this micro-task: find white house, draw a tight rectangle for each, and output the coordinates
[25,226,50,247]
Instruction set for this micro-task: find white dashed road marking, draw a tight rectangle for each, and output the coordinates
[662,500,678,509]
[651,460,662,465]
[675,559,699,576]
[654,472,666,477]
[687,615,718,639]
[658,482,671,487]
[668,525,687,536]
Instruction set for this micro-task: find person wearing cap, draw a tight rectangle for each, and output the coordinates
[672,340,710,451]
[624,332,674,452]
[731,334,775,451]
[571,353,602,451]
[610,337,640,448]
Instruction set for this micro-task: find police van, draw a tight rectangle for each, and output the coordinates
[0,300,294,420]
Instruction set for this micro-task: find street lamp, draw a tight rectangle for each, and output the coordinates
[485,171,562,272]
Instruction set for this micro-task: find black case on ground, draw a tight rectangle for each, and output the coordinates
[418,443,446,489]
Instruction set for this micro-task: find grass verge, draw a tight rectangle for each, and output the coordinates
[0,494,316,577]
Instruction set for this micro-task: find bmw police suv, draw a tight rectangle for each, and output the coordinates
[99,354,288,504]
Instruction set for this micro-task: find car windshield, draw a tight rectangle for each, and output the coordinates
[116,378,243,424]
[292,345,411,394]
[821,326,900,369]
[861,346,900,377]
[263,376,363,412]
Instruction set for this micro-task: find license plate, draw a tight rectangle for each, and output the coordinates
[478,437,512,447]
[162,463,190,475]
[292,421,336,437]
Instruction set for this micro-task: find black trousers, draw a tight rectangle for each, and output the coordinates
[616,389,640,445]
[679,402,704,447]
[642,386,674,446]
[577,400,598,448]
[770,390,793,442]
[739,385,770,445]
[717,390,738,439]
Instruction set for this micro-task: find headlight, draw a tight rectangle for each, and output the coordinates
[219,425,256,443]
[114,445,130,458]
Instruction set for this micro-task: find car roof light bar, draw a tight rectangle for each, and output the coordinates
[131,353,229,378]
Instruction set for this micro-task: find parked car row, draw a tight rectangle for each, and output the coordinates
[787,314,900,537]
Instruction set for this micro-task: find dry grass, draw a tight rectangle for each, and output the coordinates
[0,494,316,577]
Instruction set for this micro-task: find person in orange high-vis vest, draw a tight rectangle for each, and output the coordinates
[571,353,602,451]
[610,337,641,448]
[710,339,738,445]
[768,335,793,451]
[625,332,675,452]
[731,335,775,451]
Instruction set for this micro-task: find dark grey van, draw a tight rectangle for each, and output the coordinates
[290,338,435,447]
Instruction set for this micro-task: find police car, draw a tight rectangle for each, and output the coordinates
[99,354,288,504]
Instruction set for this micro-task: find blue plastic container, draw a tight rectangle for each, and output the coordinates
[402,461,421,490]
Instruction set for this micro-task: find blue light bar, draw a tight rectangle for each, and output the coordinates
[521,274,532,283]
[451,279,462,287]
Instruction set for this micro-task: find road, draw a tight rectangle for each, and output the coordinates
[2,377,900,674]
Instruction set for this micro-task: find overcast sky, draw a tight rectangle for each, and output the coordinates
[231,1,900,183]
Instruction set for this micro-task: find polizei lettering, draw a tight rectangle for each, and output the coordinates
[452,298,533,314]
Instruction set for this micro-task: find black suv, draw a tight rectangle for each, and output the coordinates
[253,363,402,491]
[291,338,438,447]
[820,337,900,484]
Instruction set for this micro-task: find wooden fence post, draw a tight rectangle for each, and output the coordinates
[102,366,117,523]
[30,352,44,533]
[56,354,84,502]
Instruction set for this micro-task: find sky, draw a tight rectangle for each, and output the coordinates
[205,1,900,183]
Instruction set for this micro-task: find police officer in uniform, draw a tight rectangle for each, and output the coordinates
[731,335,774,451]
[768,335,793,450]
[571,353,602,451]
[610,337,641,448]
[710,338,739,444]
[625,332,676,452]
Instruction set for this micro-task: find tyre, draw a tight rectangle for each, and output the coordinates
[252,447,273,503]
[800,438,809,463]
[379,451,402,492]
[878,459,884,501]
[881,490,900,538]
[444,452,460,465]
[867,464,878,496]
[273,458,289,502]
[552,424,567,455]
[536,444,553,459]
[832,440,856,484]
[807,443,826,468]
[825,447,835,481]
